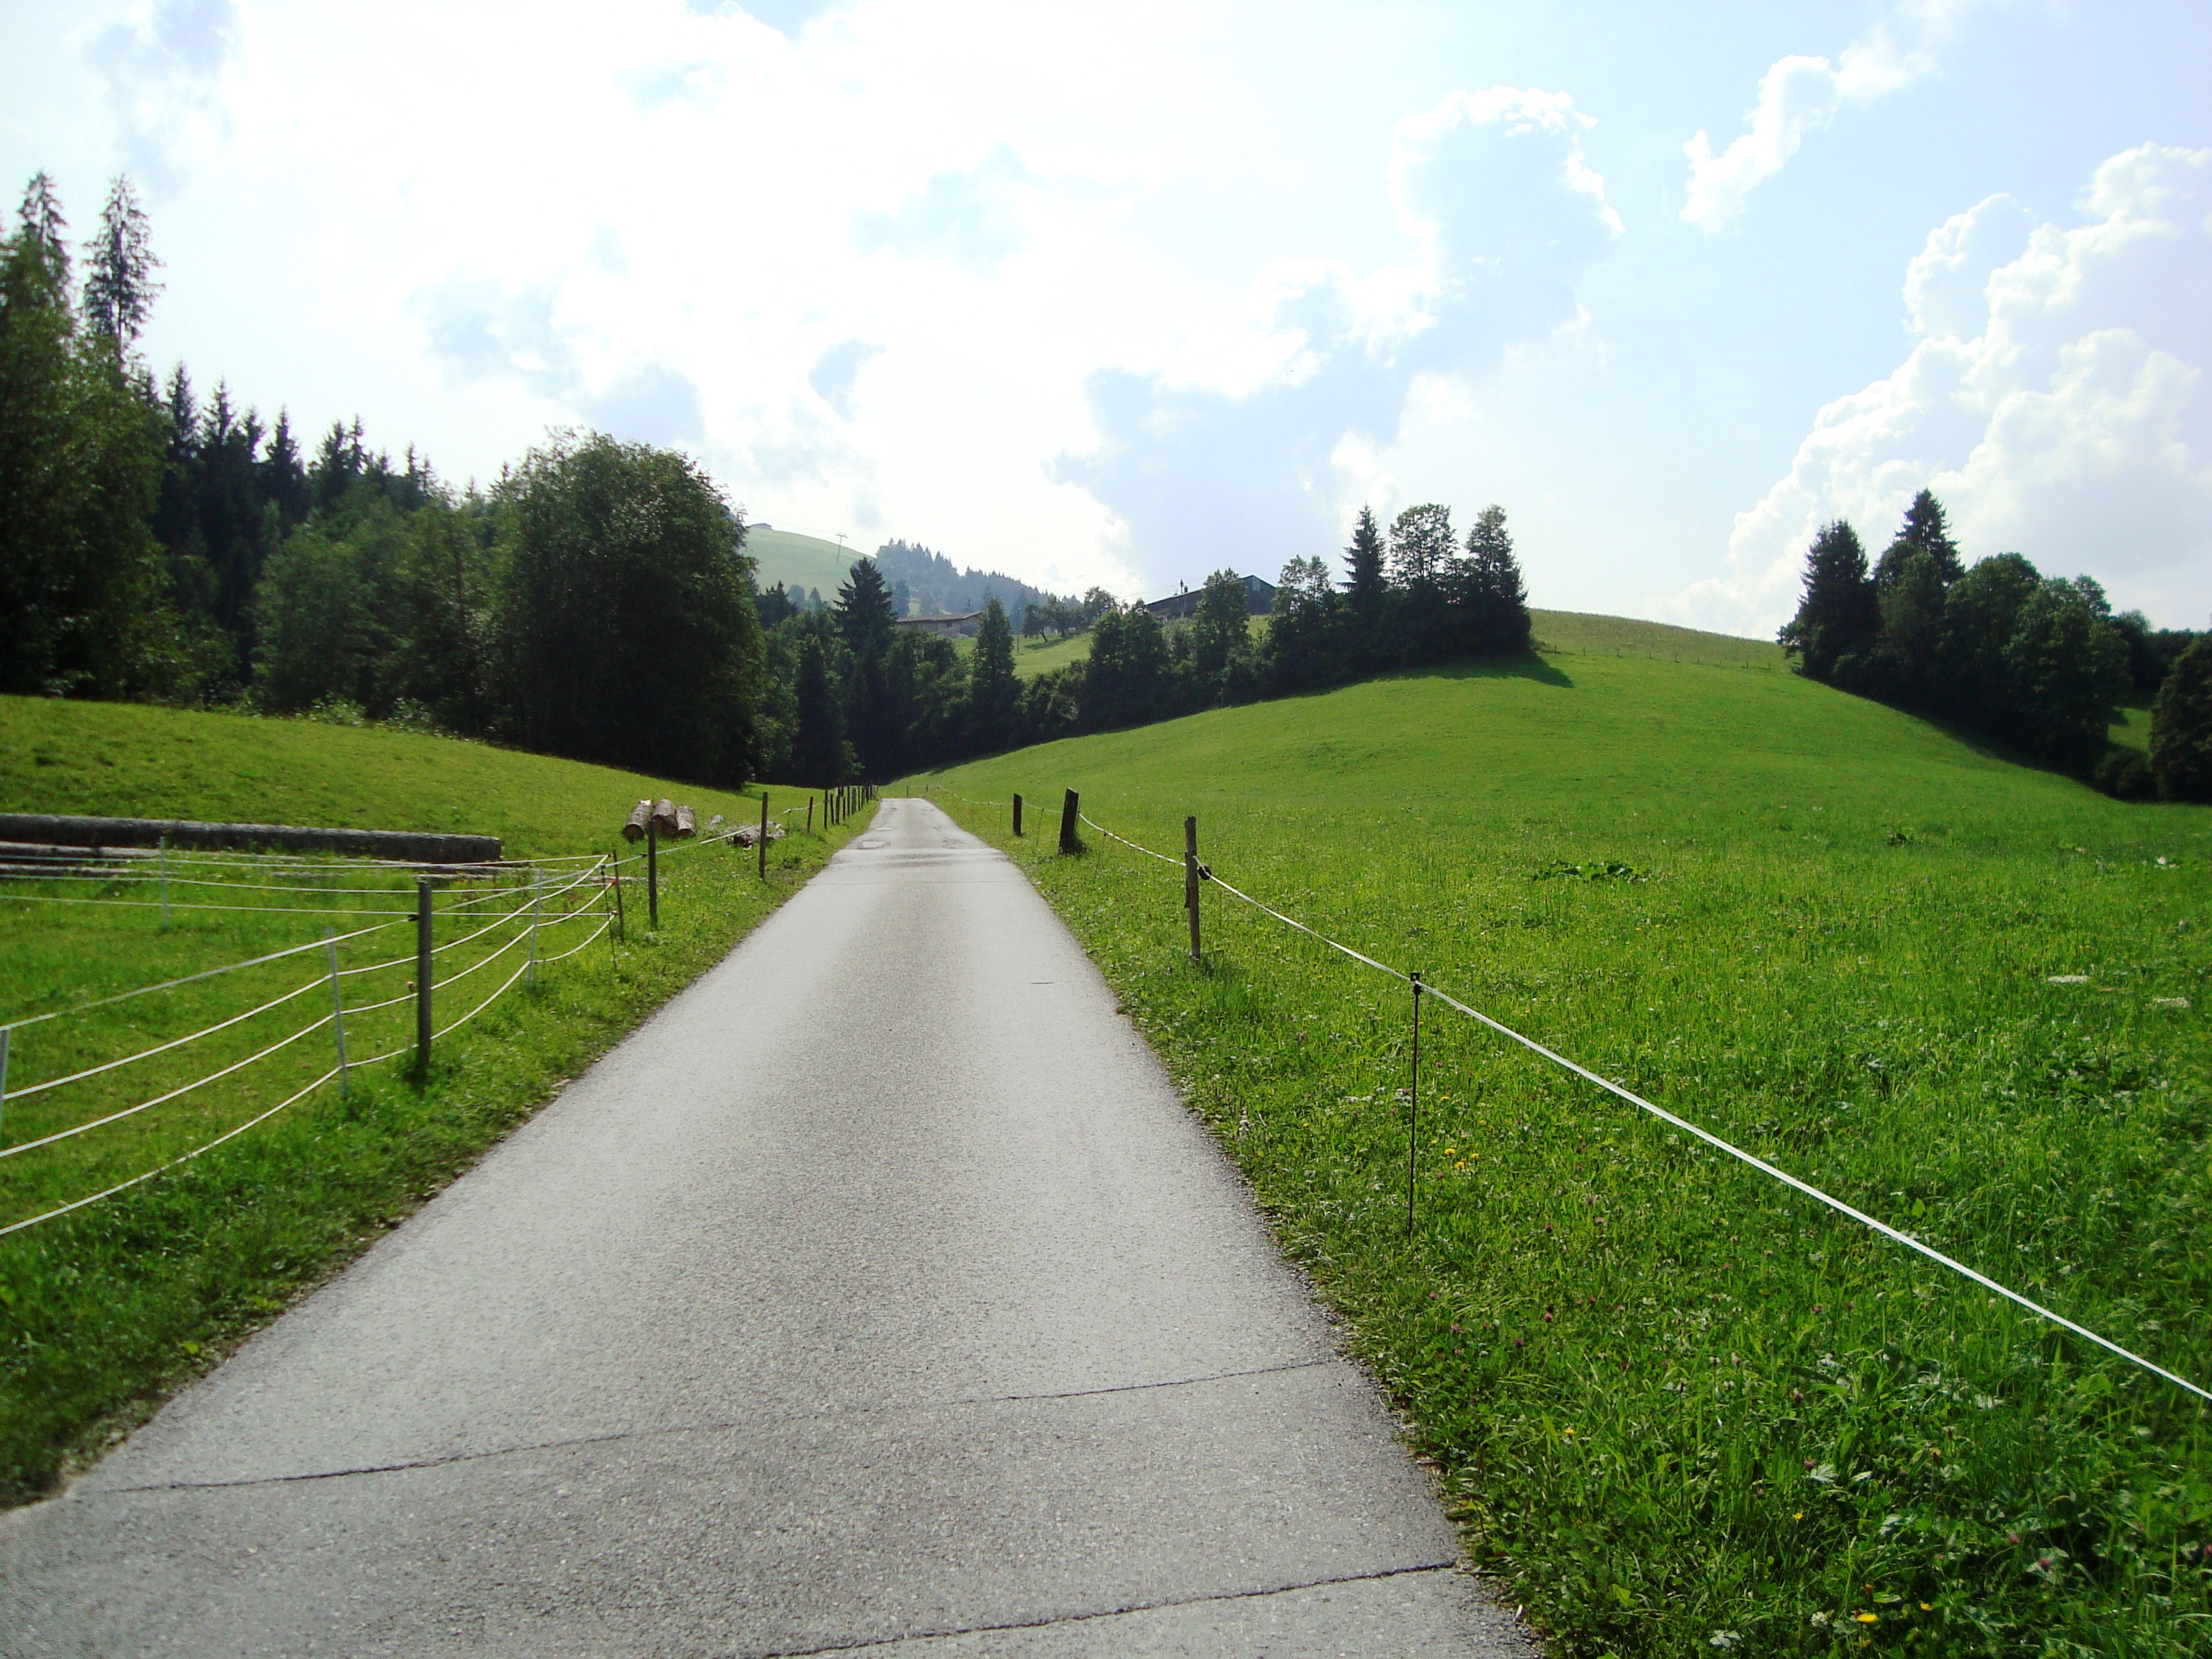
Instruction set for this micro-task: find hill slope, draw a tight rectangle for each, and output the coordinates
[0,698,781,858]
[910,651,2211,1657]
[744,527,861,604]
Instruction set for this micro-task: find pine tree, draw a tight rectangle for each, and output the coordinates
[1777,520,1877,683]
[79,174,161,359]
[1343,505,1385,610]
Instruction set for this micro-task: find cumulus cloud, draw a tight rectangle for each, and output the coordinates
[850,144,1034,271]
[1054,88,1621,589]
[1666,144,2212,632]
[1681,0,1984,233]
[89,0,240,191]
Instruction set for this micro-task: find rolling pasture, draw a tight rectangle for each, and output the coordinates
[912,637,2211,1656]
[0,698,871,1503]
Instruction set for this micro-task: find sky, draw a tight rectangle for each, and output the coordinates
[4,0,2208,632]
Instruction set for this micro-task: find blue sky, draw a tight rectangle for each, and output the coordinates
[4,0,2207,629]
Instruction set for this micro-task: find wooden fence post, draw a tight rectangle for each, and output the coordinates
[1184,816,1200,964]
[1012,793,1023,837]
[647,819,660,931]
[1058,788,1081,855]
[758,793,770,879]
[415,879,434,1074]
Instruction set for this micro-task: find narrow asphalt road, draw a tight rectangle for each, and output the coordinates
[1,799,1535,1657]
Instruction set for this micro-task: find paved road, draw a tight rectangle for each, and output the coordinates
[1,799,1535,1657]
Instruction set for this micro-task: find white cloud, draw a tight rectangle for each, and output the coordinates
[1665,144,2212,634]
[1054,87,1620,588]
[1681,0,1984,234]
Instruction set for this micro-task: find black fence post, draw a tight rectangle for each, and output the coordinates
[1058,788,1081,855]
[758,792,770,880]
[415,878,434,1074]
[1012,793,1024,836]
[647,819,660,931]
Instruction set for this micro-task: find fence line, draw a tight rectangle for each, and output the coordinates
[986,793,2212,1407]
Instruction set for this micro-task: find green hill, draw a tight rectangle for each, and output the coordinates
[745,526,861,604]
[910,644,2211,1656]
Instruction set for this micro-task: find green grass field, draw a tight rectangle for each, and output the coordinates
[905,643,2211,1657]
[0,696,873,1503]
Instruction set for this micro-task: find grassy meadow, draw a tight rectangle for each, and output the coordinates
[907,640,2211,1657]
[0,696,873,1503]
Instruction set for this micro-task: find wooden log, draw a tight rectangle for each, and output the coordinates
[651,799,678,838]
[675,804,697,839]
[623,800,652,842]
[0,811,501,866]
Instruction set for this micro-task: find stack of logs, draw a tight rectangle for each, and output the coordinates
[621,799,781,846]
[622,800,694,842]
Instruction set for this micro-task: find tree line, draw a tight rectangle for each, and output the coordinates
[755,499,1532,784]
[1777,489,2209,801]
[1,171,1534,792]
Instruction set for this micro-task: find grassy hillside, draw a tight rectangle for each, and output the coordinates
[907,646,2210,1657]
[747,526,861,603]
[0,696,871,1503]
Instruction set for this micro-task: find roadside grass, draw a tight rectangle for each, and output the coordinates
[0,694,872,1504]
[907,648,2211,1658]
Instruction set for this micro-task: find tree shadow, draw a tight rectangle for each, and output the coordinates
[1395,649,1575,689]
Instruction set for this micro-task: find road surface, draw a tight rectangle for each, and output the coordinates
[1,798,1534,1657]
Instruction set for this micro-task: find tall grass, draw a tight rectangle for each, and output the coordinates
[911,649,2211,1657]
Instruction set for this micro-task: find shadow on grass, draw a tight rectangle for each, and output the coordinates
[1377,649,1575,691]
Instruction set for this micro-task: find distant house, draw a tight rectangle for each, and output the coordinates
[894,611,984,639]
[1141,574,1276,620]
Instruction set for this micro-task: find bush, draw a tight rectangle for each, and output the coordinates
[2091,745,2156,802]
[2149,634,2212,802]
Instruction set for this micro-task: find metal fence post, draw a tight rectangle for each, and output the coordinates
[758,792,770,879]
[325,926,349,1098]
[611,850,626,943]
[0,1025,9,1143]
[647,819,660,931]
[415,879,434,1074]
[528,866,542,985]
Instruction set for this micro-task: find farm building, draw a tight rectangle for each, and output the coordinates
[1141,575,1275,620]
[894,611,984,639]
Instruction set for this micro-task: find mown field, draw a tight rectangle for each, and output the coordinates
[906,639,2211,1657]
[0,696,873,1503]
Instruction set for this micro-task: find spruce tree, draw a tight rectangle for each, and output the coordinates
[79,174,161,360]
[16,172,68,284]
[1343,504,1385,610]
[1777,520,1877,683]
[1875,488,1963,591]
[1460,503,1530,653]
[835,557,897,663]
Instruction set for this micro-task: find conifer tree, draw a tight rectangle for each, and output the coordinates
[966,596,1020,750]
[2149,634,2212,802]
[1875,488,1963,590]
[1343,504,1385,611]
[16,172,67,284]
[79,175,161,360]
[1778,520,1877,683]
